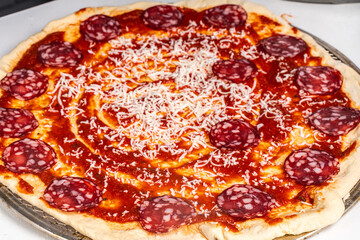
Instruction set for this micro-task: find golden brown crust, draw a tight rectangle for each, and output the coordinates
[0,1,359,240]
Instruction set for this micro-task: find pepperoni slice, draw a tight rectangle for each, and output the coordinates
[284,148,339,186]
[139,195,195,233]
[203,4,247,29]
[80,14,121,42]
[0,69,48,100]
[217,184,274,219]
[37,41,82,67]
[209,119,260,150]
[309,106,360,136]
[260,34,307,58]
[0,107,38,138]
[212,59,257,83]
[44,177,102,212]
[2,138,56,173]
[295,66,342,95]
[141,5,183,30]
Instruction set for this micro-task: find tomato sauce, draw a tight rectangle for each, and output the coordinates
[0,8,352,230]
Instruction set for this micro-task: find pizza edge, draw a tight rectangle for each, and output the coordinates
[0,0,359,240]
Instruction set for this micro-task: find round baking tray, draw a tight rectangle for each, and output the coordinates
[0,29,359,240]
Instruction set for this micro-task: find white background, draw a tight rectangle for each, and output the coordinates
[0,0,359,239]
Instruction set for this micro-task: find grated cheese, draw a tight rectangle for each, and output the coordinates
[47,21,298,184]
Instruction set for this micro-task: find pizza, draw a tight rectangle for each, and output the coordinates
[0,0,360,239]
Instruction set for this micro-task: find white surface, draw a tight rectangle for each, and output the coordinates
[0,0,359,239]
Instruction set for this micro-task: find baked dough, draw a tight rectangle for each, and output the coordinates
[0,1,359,240]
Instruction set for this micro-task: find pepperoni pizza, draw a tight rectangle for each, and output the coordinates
[0,0,360,239]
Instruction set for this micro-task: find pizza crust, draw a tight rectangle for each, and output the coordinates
[0,1,359,240]
[200,190,345,240]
